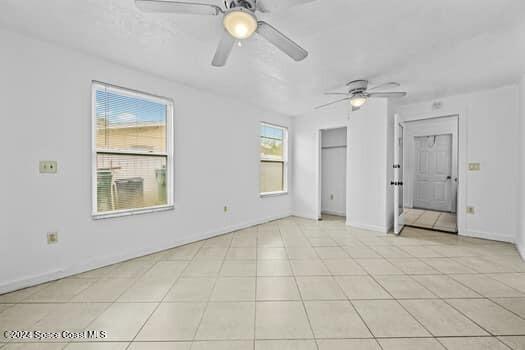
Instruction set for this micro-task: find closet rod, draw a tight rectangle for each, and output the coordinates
[322,145,347,149]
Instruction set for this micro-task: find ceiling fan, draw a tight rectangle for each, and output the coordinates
[316,80,407,111]
[135,0,311,67]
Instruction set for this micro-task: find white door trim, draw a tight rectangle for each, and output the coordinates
[316,126,350,220]
[398,111,467,237]
[404,116,458,213]
[393,113,405,234]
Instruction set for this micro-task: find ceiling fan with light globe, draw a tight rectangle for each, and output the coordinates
[135,0,312,66]
[316,80,408,111]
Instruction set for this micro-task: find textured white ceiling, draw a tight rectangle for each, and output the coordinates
[1,0,525,115]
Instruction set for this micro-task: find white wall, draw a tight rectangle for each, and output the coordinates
[397,85,520,243]
[0,29,293,293]
[321,128,347,216]
[292,99,391,232]
[348,100,390,232]
[321,127,347,148]
[518,76,525,256]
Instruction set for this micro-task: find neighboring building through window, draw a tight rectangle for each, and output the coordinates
[260,123,288,195]
[92,82,173,218]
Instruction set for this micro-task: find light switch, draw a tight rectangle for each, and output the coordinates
[468,163,480,171]
[466,206,475,214]
[47,232,58,244]
[40,161,58,174]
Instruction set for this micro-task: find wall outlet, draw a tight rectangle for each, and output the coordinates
[432,101,443,110]
[224,205,228,213]
[468,163,480,171]
[466,206,475,214]
[47,232,58,244]
[330,194,334,200]
[40,161,58,174]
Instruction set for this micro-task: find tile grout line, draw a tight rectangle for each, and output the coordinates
[303,217,508,346]
[124,250,200,349]
[334,229,438,341]
[306,221,382,349]
[253,225,259,350]
[3,216,525,347]
[342,221,511,344]
[280,220,320,350]
[363,225,525,344]
[188,235,233,349]
[71,258,164,349]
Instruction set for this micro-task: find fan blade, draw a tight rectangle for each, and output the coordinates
[256,21,308,61]
[315,98,350,110]
[368,82,400,91]
[257,0,316,13]
[212,31,235,67]
[135,0,222,15]
[368,92,407,98]
[324,92,348,96]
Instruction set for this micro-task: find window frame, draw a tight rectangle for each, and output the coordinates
[91,81,174,219]
[259,122,289,197]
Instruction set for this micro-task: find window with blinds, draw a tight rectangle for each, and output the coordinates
[260,123,288,195]
[92,82,173,218]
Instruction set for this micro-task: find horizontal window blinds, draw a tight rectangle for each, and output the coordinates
[93,83,172,215]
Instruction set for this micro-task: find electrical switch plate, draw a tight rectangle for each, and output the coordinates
[47,232,58,244]
[468,163,480,171]
[40,161,58,174]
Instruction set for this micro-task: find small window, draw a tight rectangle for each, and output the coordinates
[260,123,288,196]
[92,82,173,218]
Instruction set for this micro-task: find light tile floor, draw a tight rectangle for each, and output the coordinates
[405,208,458,233]
[1,216,525,349]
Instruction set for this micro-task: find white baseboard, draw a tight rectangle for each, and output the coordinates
[292,212,319,221]
[516,242,525,261]
[321,210,346,217]
[0,213,291,295]
[345,220,389,233]
[459,229,514,243]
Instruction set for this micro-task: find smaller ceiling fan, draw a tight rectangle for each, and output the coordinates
[135,0,311,67]
[316,80,407,111]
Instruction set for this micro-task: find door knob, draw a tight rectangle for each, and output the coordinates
[446,176,452,180]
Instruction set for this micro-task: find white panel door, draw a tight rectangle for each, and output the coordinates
[413,134,452,212]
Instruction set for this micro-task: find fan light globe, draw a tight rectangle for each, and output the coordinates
[350,94,367,108]
[224,10,258,39]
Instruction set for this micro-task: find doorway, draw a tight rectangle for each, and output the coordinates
[395,116,459,234]
[319,127,347,219]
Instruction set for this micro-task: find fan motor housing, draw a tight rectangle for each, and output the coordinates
[229,0,256,11]
[346,79,368,94]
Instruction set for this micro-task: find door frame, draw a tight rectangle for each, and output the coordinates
[316,126,349,220]
[393,114,405,234]
[398,112,466,236]
[404,116,458,213]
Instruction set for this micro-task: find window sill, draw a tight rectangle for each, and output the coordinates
[92,205,174,220]
[260,191,288,198]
